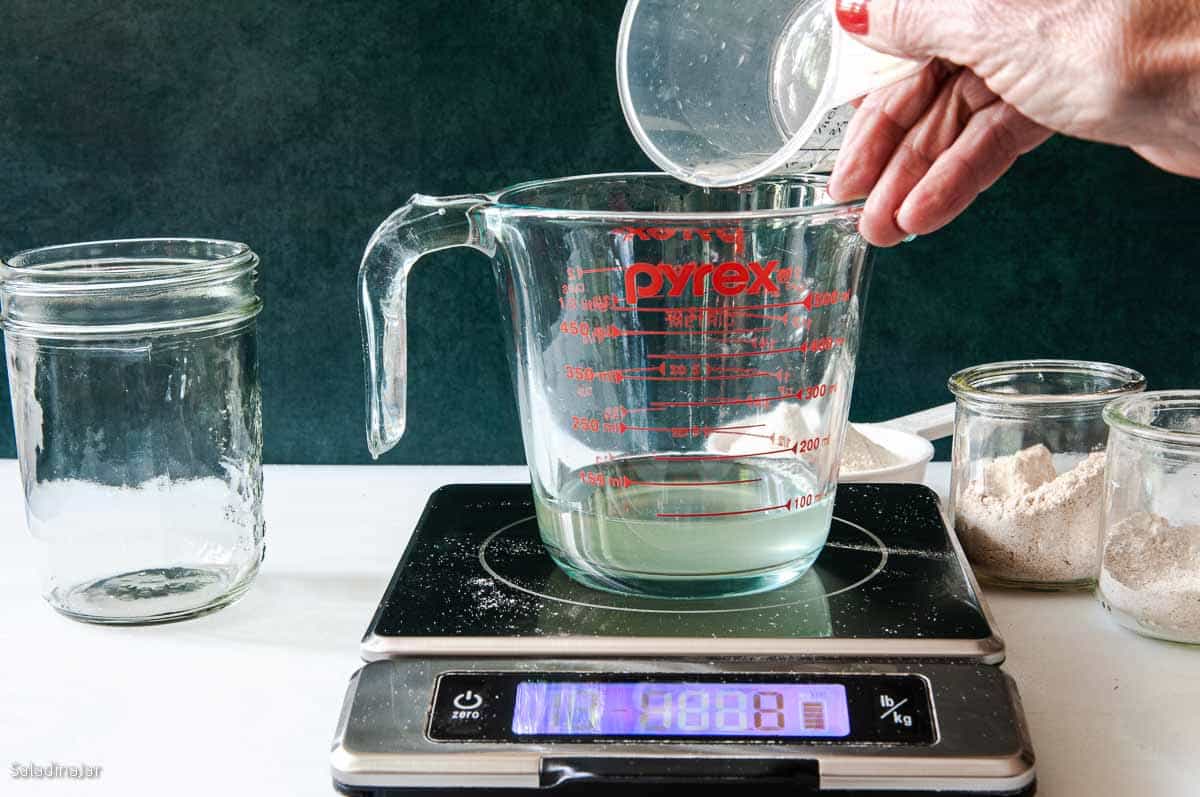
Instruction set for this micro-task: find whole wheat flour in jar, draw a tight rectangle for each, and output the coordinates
[1100,513,1200,636]
[955,445,1107,583]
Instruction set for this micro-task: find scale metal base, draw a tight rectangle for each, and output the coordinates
[331,484,1036,796]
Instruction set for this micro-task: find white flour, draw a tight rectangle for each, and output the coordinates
[955,445,1107,583]
[841,424,902,473]
[1100,513,1200,637]
[709,405,904,474]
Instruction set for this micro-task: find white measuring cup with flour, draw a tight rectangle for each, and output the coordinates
[708,403,955,484]
[618,0,925,186]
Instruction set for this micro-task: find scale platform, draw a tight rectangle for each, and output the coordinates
[331,484,1035,796]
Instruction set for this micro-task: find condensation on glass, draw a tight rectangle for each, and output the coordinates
[1,239,264,624]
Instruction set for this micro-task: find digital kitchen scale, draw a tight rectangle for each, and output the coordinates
[331,484,1035,795]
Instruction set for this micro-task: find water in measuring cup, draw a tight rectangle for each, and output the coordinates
[534,456,835,598]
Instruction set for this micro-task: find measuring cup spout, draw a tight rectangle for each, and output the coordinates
[358,193,489,458]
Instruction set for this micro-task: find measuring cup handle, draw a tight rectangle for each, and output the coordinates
[882,403,957,441]
[358,193,489,458]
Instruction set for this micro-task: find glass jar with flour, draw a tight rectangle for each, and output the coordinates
[948,360,1145,590]
[1098,391,1200,644]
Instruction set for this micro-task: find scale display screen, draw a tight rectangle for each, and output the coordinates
[511,681,851,738]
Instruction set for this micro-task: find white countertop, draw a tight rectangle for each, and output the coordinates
[1,461,1197,796]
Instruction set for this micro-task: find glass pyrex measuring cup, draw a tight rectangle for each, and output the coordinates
[618,0,925,186]
[360,173,873,598]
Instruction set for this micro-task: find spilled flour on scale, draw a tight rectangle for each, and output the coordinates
[955,445,1107,582]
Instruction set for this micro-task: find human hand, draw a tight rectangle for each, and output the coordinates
[827,0,1200,246]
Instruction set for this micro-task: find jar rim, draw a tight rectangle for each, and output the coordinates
[2,238,256,292]
[948,359,1146,407]
[1104,390,1200,447]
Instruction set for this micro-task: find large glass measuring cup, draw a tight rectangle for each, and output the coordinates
[361,174,873,598]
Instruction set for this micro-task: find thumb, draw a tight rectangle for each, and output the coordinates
[835,0,982,64]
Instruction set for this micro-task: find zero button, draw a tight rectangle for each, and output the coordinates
[453,690,485,711]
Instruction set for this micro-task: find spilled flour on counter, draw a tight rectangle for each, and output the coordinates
[955,445,1107,583]
[841,424,903,473]
[1100,514,1200,636]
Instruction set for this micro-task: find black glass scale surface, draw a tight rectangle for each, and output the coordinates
[362,483,1001,661]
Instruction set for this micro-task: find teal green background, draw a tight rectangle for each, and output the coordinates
[2,1,1197,464]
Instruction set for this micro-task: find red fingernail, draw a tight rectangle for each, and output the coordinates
[836,0,870,35]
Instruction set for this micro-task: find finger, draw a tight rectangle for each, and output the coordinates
[836,0,983,65]
[896,102,1052,236]
[827,61,951,201]
[857,70,998,246]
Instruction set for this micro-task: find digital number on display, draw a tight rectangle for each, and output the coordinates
[511,682,850,738]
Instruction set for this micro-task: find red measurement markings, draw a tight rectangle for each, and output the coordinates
[655,443,799,463]
[613,406,671,415]
[647,382,838,410]
[613,298,812,313]
[797,382,839,400]
[657,502,791,519]
[616,326,772,338]
[560,295,626,313]
[625,374,772,383]
[564,365,625,383]
[651,393,793,410]
[562,322,773,344]
[706,429,775,440]
[706,366,788,383]
[580,472,765,489]
[569,363,786,384]
[647,338,845,361]
[633,478,762,488]
[656,492,828,518]
[736,312,789,323]
[802,290,852,310]
[618,423,769,440]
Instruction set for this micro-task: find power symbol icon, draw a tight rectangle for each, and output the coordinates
[453,691,484,711]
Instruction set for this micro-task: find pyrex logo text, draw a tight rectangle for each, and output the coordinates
[624,261,781,305]
[612,226,746,255]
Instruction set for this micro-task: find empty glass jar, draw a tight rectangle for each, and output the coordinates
[2,239,264,624]
[1098,391,1200,644]
[948,360,1145,590]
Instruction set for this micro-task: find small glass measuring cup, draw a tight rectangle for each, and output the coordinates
[360,173,873,599]
[618,0,925,186]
